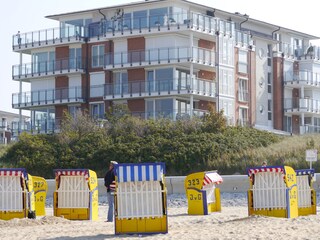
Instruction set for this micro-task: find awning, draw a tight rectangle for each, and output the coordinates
[203,172,223,186]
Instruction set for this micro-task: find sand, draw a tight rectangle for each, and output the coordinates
[1,193,320,240]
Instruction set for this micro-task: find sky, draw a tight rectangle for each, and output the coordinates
[1,0,320,114]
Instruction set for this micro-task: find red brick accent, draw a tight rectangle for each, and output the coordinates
[56,76,68,89]
[128,69,145,82]
[273,57,284,130]
[292,115,300,134]
[128,37,145,62]
[198,70,215,80]
[56,46,69,59]
[249,50,256,126]
[128,99,144,113]
[198,39,215,50]
[292,88,299,98]
[55,105,68,120]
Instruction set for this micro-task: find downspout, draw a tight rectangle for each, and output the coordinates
[239,15,249,31]
[98,9,106,20]
[271,26,280,39]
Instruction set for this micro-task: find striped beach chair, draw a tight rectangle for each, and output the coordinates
[0,168,36,220]
[114,162,167,234]
[247,165,298,218]
[295,169,316,216]
[53,169,98,220]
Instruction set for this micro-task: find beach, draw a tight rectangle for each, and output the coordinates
[1,193,320,240]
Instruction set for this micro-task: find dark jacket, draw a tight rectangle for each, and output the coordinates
[104,168,116,192]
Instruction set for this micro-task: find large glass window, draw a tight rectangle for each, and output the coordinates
[69,105,81,118]
[92,45,104,68]
[238,78,248,102]
[114,72,128,95]
[69,48,82,69]
[133,10,147,29]
[90,102,105,119]
[219,69,234,96]
[32,51,55,73]
[146,99,173,119]
[150,8,168,27]
[239,107,248,126]
[238,50,248,74]
[268,99,272,121]
[147,68,173,92]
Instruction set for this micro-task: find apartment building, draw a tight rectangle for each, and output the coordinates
[0,111,29,144]
[11,0,320,135]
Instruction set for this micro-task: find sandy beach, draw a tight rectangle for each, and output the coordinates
[1,193,320,240]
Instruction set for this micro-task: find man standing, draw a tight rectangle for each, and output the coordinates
[104,161,117,222]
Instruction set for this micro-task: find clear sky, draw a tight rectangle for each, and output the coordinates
[1,0,320,114]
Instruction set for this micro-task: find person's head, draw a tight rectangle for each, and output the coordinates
[109,161,118,169]
[262,161,267,167]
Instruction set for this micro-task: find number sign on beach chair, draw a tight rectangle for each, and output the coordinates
[114,163,167,235]
[247,166,298,218]
[0,168,36,220]
[53,169,98,220]
[295,169,316,216]
[185,171,223,215]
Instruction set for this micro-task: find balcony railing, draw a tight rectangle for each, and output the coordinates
[12,86,84,108]
[302,124,320,134]
[11,119,61,136]
[277,43,320,60]
[92,78,216,99]
[12,57,84,80]
[105,46,215,69]
[284,97,320,112]
[284,70,320,85]
[124,109,208,120]
[12,25,85,50]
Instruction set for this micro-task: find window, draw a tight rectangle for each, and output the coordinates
[69,48,82,69]
[267,44,272,66]
[92,45,104,68]
[219,69,234,96]
[150,8,168,27]
[220,37,234,65]
[114,72,128,95]
[133,10,147,29]
[239,107,248,126]
[146,99,173,119]
[268,99,272,121]
[238,50,247,74]
[69,105,81,118]
[267,73,272,93]
[90,102,105,119]
[147,68,173,92]
[238,78,248,102]
[32,51,55,73]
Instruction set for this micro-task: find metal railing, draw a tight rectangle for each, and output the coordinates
[277,43,320,60]
[284,70,320,85]
[11,118,62,136]
[284,97,320,112]
[12,86,84,108]
[12,25,85,50]
[105,46,215,68]
[97,78,216,99]
[12,57,84,79]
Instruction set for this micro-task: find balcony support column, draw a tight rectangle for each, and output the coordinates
[189,94,194,117]
[19,52,23,135]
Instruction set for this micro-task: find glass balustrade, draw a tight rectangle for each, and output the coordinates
[12,57,84,79]
[102,78,216,98]
[105,46,215,67]
[12,86,83,107]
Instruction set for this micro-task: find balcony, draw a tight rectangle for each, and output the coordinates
[12,26,85,52]
[12,57,85,81]
[125,109,208,120]
[96,78,216,100]
[12,86,84,109]
[104,46,215,70]
[89,11,236,41]
[277,43,320,61]
[284,97,320,114]
[301,124,320,134]
[284,70,320,88]
[11,118,61,136]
